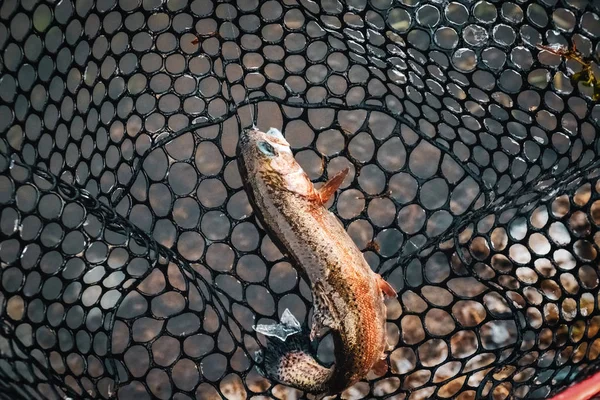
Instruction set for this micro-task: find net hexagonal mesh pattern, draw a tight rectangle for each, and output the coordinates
[1,0,600,399]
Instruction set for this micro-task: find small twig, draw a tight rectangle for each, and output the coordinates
[356,190,393,200]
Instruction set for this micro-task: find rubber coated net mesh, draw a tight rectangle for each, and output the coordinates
[1,0,600,399]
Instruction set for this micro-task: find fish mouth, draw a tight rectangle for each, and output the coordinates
[242,126,260,135]
[239,126,259,147]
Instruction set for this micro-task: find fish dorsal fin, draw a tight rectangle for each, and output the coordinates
[317,168,349,204]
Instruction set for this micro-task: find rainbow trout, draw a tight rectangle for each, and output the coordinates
[237,127,396,395]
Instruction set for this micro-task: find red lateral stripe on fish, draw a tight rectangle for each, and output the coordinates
[237,127,396,395]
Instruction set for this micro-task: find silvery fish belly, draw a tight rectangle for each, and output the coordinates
[237,127,397,395]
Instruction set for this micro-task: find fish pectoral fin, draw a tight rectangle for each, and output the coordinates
[316,168,349,204]
[372,359,388,375]
[310,316,334,342]
[310,306,338,341]
[377,274,397,298]
[310,283,340,341]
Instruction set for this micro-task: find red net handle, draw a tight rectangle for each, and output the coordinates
[550,371,600,400]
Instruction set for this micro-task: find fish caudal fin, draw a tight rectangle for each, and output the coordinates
[377,275,397,298]
[254,308,301,341]
[254,309,333,394]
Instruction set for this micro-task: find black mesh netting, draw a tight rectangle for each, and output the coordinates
[1,0,600,399]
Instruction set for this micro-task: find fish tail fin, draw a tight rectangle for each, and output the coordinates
[257,333,333,394]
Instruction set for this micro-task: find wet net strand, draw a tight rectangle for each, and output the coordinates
[0,0,599,399]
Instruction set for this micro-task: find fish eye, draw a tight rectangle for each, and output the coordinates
[257,141,277,157]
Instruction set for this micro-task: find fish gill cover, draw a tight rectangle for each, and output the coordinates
[0,0,599,399]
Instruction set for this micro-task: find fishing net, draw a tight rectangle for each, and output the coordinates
[1,0,600,399]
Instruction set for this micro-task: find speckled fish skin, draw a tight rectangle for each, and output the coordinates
[237,127,394,395]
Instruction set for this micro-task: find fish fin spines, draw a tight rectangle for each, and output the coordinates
[317,168,349,204]
[377,275,397,298]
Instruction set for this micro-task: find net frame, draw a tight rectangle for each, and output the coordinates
[0,0,600,399]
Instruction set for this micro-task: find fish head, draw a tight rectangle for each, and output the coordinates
[237,126,315,196]
[238,127,297,174]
